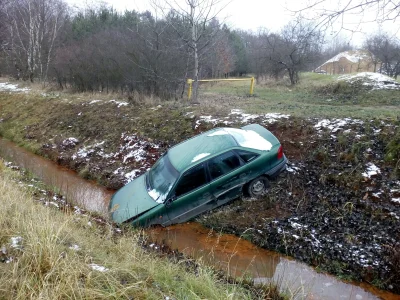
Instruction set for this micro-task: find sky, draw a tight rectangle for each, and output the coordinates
[67,0,400,46]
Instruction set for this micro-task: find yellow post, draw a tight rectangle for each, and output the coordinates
[187,79,193,100]
[249,77,255,96]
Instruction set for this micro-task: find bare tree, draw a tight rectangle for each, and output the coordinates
[295,0,400,32]
[364,33,400,78]
[4,0,67,82]
[266,20,323,85]
[153,0,229,103]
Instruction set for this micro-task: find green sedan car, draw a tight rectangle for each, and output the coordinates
[109,124,287,227]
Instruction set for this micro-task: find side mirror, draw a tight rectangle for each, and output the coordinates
[164,196,176,207]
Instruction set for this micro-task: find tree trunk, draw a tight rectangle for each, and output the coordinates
[190,1,200,104]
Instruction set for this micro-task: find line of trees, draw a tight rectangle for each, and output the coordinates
[0,0,399,99]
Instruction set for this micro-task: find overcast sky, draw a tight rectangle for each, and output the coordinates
[67,0,400,46]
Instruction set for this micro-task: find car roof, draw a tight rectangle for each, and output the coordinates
[168,128,239,172]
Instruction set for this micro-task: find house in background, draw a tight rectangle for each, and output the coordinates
[315,50,378,74]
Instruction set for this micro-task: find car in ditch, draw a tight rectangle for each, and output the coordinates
[109,124,287,227]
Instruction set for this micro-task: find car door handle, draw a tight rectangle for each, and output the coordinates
[228,173,248,182]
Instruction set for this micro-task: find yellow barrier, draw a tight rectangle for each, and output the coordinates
[187,77,255,100]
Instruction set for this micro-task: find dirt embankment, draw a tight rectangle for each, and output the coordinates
[0,89,399,294]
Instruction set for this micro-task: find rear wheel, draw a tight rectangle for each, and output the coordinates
[247,176,269,197]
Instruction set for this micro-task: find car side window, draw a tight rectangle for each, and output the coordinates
[174,164,207,197]
[208,151,242,180]
[235,149,259,163]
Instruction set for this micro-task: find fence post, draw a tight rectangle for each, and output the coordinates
[249,77,255,96]
[187,79,193,100]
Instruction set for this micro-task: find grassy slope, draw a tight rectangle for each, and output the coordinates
[0,74,399,294]
[0,160,264,300]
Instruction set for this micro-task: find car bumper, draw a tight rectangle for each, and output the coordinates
[266,155,287,178]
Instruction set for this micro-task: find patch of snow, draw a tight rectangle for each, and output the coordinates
[208,130,229,137]
[123,149,146,163]
[314,118,363,133]
[286,165,300,174]
[62,137,79,147]
[124,169,141,182]
[229,109,290,124]
[263,113,290,124]
[191,153,211,162]
[109,100,128,107]
[339,72,400,90]
[10,236,23,249]
[392,198,400,204]
[372,191,383,198]
[89,100,102,104]
[45,201,60,208]
[230,109,260,122]
[224,128,272,151]
[69,244,80,251]
[290,221,307,229]
[89,263,109,272]
[0,82,30,92]
[362,163,381,178]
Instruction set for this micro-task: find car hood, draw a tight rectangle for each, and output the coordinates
[109,174,159,224]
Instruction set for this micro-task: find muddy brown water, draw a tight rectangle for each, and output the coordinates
[0,138,397,300]
[0,138,113,213]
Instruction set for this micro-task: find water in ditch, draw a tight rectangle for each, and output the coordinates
[0,137,397,300]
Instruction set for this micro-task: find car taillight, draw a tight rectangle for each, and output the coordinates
[277,145,283,159]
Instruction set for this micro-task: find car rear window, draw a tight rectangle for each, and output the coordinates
[235,150,259,163]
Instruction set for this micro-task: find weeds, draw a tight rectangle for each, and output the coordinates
[0,162,262,299]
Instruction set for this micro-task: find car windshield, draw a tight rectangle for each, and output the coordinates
[147,154,178,203]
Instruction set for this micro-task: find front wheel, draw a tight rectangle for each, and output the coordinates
[246,176,270,197]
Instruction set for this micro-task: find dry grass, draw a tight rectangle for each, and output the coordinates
[0,160,258,299]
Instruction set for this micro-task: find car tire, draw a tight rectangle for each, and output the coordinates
[247,176,269,197]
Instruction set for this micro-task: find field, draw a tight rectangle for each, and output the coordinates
[0,72,399,294]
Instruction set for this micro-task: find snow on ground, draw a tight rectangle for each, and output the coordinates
[0,82,30,93]
[109,99,129,107]
[195,109,290,129]
[62,137,79,147]
[71,134,161,183]
[69,244,80,251]
[362,163,381,179]
[230,109,290,124]
[338,72,400,90]
[89,263,109,272]
[286,164,301,174]
[89,100,102,104]
[10,236,23,249]
[124,169,141,182]
[314,118,364,133]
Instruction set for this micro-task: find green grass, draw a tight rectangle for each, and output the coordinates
[0,160,285,299]
[197,72,399,119]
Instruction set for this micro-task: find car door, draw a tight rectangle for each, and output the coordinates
[165,163,213,225]
[207,150,249,207]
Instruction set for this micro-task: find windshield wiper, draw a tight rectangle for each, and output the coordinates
[145,172,151,191]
